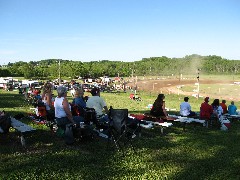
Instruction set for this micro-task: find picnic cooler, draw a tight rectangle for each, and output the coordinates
[222,119,231,129]
[219,116,231,131]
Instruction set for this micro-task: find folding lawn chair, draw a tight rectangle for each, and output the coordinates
[84,108,110,138]
[37,106,47,117]
[31,104,47,125]
[84,107,98,125]
[70,107,97,142]
[108,107,138,155]
[32,102,56,129]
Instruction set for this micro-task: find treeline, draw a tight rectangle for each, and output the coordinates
[0,54,239,79]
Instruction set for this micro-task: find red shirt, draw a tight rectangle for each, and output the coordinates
[220,103,227,114]
[200,102,213,120]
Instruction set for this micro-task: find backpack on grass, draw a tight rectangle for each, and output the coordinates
[0,114,11,134]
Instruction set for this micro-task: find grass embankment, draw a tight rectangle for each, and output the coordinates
[1,89,240,179]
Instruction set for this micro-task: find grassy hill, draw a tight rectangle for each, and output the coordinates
[1,89,240,179]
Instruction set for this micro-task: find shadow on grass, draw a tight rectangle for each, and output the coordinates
[0,93,26,109]
[1,90,240,179]
[2,121,240,179]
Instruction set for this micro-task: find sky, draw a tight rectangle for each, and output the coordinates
[0,0,240,65]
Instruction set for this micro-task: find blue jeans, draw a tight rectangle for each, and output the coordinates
[98,114,109,123]
[56,116,84,127]
[56,117,70,127]
[73,116,84,124]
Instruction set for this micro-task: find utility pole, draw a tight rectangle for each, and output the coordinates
[58,59,61,85]
[131,69,134,80]
[197,68,200,99]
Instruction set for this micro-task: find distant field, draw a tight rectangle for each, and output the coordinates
[2,74,240,114]
[128,75,240,110]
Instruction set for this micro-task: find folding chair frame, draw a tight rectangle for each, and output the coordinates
[107,107,137,155]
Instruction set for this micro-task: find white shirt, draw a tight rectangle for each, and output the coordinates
[213,106,223,118]
[70,88,75,96]
[180,102,191,116]
[54,97,70,118]
[42,94,51,111]
[86,96,107,116]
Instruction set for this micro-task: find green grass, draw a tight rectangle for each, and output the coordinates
[1,89,240,179]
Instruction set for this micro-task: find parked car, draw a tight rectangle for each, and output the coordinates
[82,83,94,92]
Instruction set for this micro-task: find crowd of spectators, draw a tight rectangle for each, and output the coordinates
[19,79,239,144]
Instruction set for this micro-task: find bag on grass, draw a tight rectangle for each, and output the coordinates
[56,127,65,137]
[219,116,230,131]
[222,119,231,129]
[0,114,11,134]
[64,124,74,145]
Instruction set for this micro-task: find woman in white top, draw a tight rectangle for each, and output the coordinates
[54,86,75,127]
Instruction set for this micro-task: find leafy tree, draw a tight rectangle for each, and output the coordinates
[2,54,240,79]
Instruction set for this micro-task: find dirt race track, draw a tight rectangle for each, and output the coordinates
[127,78,240,101]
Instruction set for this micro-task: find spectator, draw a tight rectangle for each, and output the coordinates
[200,97,213,127]
[150,94,168,120]
[42,82,54,121]
[86,87,109,122]
[70,87,76,97]
[220,100,227,114]
[211,99,223,119]
[180,97,196,117]
[73,89,86,108]
[228,101,237,115]
[133,93,142,101]
[72,89,86,117]
[33,88,41,96]
[54,86,82,127]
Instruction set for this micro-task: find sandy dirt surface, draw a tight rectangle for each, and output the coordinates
[127,78,239,101]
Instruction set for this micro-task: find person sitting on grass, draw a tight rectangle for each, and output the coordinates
[54,86,83,128]
[54,86,86,144]
[228,101,237,115]
[86,87,109,122]
[210,99,223,128]
[200,97,213,127]
[133,93,142,101]
[150,94,168,120]
[220,100,227,114]
[180,97,196,117]
[71,88,86,118]
[41,82,54,121]
[211,99,223,119]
